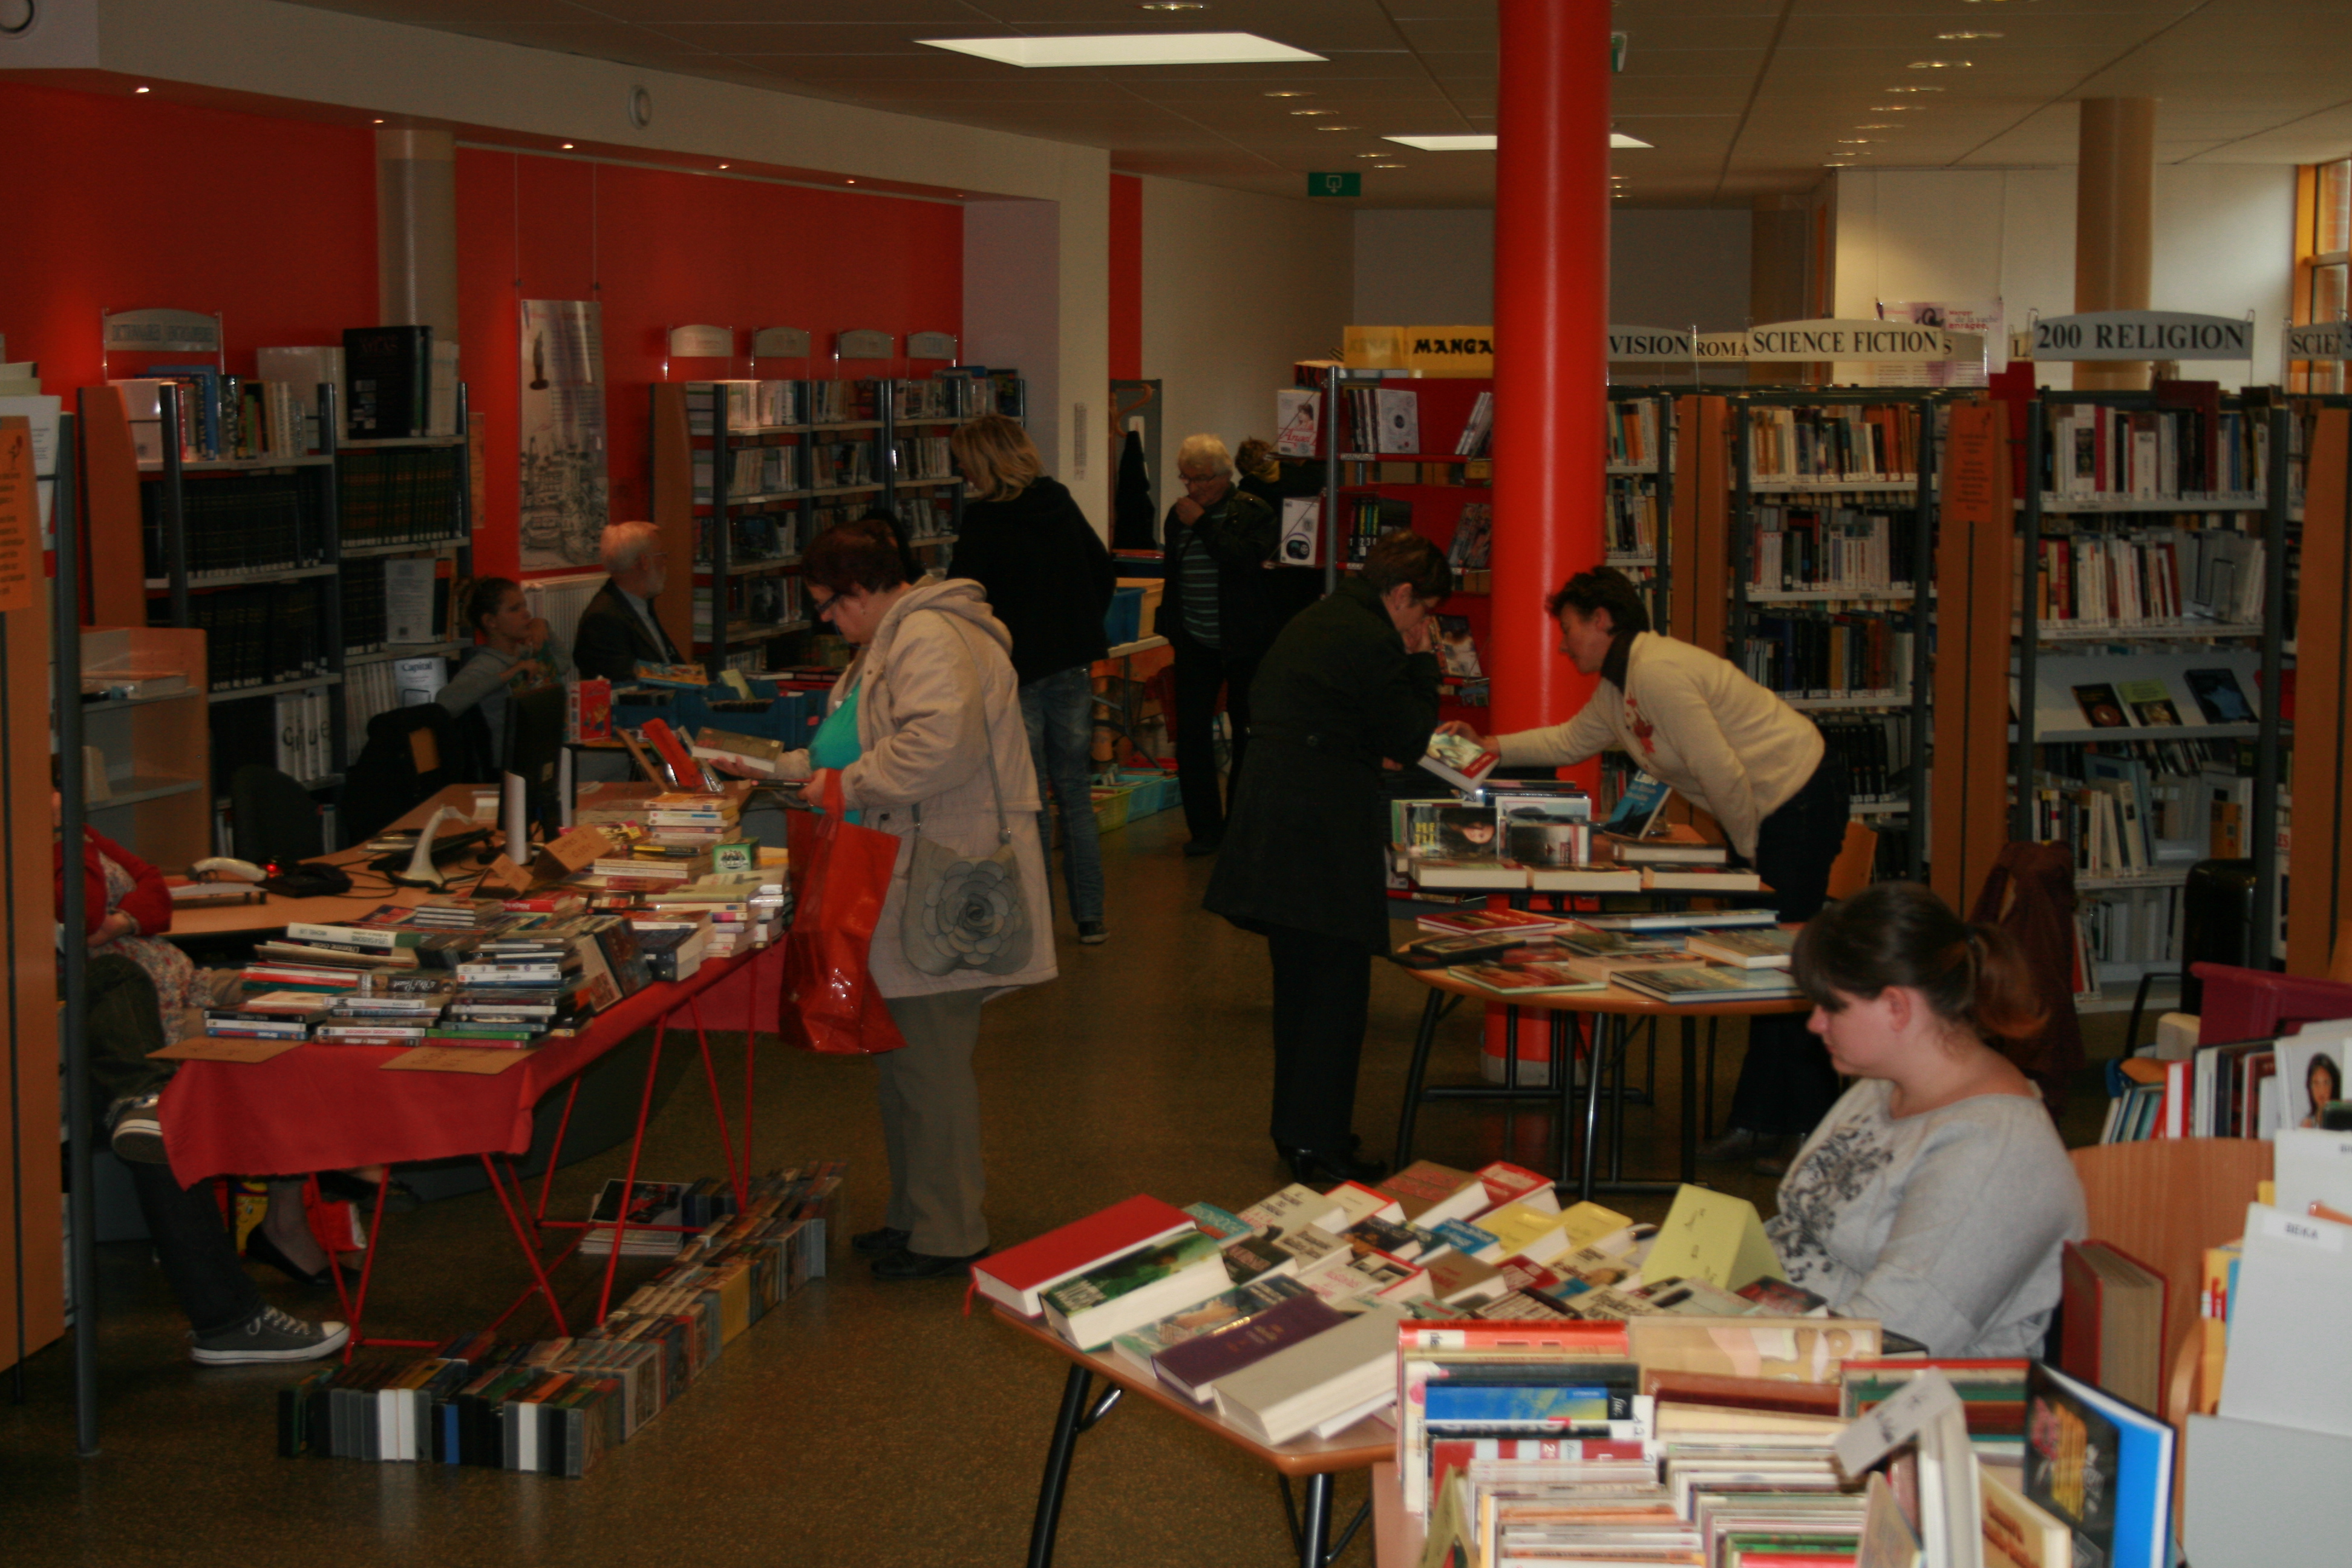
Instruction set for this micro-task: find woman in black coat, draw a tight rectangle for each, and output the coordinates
[1205,529,1451,1184]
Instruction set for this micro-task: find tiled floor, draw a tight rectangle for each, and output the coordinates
[1,805,2123,1567]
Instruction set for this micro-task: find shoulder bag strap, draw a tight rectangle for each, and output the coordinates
[901,609,1014,846]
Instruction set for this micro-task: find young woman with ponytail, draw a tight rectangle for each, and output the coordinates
[1765,881,2086,1356]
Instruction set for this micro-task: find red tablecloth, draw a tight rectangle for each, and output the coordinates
[159,943,785,1185]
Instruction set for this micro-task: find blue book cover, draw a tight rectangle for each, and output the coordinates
[2025,1361,2174,1568]
[1423,1382,1617,1429]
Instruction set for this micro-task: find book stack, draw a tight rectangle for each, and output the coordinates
[276,1163,844,1474]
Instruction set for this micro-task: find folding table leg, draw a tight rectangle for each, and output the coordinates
[1578,1019,1609,1203]
[1679,1017,1701,1185]
[533,1078,584,1225]
[1550,1011,1577,1191]
[479,1154,571,1339]
[1292,1473,1334,1568]
[1392,988,1446,1169]
[1027,1362,1121,1568]
[596,1017,670,1323]
[684,998,748,1212]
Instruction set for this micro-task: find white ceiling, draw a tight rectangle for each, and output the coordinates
[284,0,2352,207]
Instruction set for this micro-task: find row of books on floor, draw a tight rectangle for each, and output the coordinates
[1602,476,1659,558]
[1740,609,1916,705]
[2033,523,2266,627]
[276,1163,842,1471]
[973,1179,2171,1567]
[1397,907,1803,1005]
[337,445,466,547]
[1742,404,1920,485]
[183,578,330,690]
[1746,503,1918,593]
[140,469,322,580]
[2034,393,2269,504]
[2102,1019,2352,1142]
[694,508,805,568]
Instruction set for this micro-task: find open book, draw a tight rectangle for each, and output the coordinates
[1420,731,1501,792]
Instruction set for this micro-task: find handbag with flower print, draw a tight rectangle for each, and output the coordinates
[898,613,1035,978]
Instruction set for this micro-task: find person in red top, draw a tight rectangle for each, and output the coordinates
[56,798,347,1364]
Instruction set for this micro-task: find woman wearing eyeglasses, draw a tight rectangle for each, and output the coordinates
[1160,433,1280,857]
[714,517,1056,1282]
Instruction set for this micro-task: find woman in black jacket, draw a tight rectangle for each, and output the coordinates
[1160,433,1279,856]
[947,415,1119,942]
[1206,529,1451,1184]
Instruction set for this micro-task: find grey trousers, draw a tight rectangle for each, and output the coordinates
[875,988,991,1256]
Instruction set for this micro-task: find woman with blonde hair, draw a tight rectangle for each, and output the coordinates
[1159,433,1278,856]
[948,414,1117,943]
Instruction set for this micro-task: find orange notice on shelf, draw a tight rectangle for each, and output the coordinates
[0,420,33,613]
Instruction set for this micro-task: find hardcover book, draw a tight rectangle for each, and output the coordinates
[1680,927,1798,969]
[970,1194,1196,1316]
[1150,1290,1350,1404]
[1106,1275,1313,1379]
[2072,682,2130,728]
[1040,1230,1230,1350]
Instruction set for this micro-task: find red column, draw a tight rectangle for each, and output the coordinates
[1491,0,1609,780]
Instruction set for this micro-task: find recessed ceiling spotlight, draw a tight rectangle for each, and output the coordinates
[561,142,575,149]
[1137,1,1205,8]
[1869,106,1919,112]
[1290,108,1332,116]
[1837,138,1873,144]
[1884,85,1944,93]
[1855,123,1896,129]
[1373,163,1405,168]
[1907,59,1971,68]
[718,163,730,169]
[373,117,385,123]
[1264,90,1311,97]
[845,177,857,183]
[1938,30,2001,39]
[134,86,151,94]
[1354,152,1385,158]
[1315,125,1357,131]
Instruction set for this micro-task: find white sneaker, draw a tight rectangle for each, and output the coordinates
[189,1305,349,1365]
[106,1093,168,1165]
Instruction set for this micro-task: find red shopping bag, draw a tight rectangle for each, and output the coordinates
[780,773,909,1054]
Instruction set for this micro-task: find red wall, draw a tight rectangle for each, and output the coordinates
[456,151,966,578]
[0,83,379,390]
[1109,173,1142,382]
[0,83,965,587]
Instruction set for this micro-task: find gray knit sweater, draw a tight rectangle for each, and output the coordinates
[1765,1079,2087,1357]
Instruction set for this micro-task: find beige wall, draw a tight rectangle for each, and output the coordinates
[1353,210,1496,324]
[1138,175,1354,470]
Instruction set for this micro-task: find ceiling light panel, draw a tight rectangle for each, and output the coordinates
[916,32,1325,68]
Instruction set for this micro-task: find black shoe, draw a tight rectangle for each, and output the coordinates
[851,1225,911,1257]
[243,1228,351,1291]
[316,1171,422,1214]
[871,1246,990,1282]
[1277,1145,1389,1187]
[1183,837,1221,858]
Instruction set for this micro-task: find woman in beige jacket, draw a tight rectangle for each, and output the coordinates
[736,518,1056,1280]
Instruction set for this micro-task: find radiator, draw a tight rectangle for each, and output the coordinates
[523,572,608,653]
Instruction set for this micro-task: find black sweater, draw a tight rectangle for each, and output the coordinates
[948,475,1118,685]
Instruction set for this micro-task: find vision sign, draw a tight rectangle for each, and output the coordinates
[1607,325,1694,362]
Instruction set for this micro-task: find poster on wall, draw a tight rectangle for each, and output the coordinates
[518,299,609,570]
[1873,299,2001,388]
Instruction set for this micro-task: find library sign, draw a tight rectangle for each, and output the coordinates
[1743,319,1955,362]
[2030,311,2251,361]
[2287,321,2351,361]
[1607,325,1694,363]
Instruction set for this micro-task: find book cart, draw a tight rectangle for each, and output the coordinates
[78,377,474,841]
[650,365,1022,676]
[2008,390,2292,1004]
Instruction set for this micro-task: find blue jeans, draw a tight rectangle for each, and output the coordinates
[1020,666,1106,926]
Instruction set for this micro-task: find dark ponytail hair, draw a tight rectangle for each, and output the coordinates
[1792,881,2044,1046]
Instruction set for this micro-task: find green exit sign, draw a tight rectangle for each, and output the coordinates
[1307,172,1362,198]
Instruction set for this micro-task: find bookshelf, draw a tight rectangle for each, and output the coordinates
[76,626,212,871]
[653,371,1021,675]
[2010,389,2292,997]
[80,378,473,805]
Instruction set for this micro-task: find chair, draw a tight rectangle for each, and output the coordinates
[227,765,325,868]
[339,704,465,846]
[2067,1138,2273,1532]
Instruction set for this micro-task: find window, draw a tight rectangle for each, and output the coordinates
[2294,158,2350,394]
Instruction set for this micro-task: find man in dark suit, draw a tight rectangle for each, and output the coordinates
[572,520,684,680]
[1204,528,1449,1186]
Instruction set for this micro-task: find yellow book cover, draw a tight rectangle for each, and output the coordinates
[1557,1200,1636,1251]
[1478,1201,1571,1264]
[1646,1184,1780,1292]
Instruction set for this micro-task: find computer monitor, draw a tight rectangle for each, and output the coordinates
[504,684,569,839]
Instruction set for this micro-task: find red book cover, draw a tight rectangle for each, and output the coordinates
[970,1194,1195,1316]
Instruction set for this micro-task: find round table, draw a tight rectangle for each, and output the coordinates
[1391,964,1809,1199]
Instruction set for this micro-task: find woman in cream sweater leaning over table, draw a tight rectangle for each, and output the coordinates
[1769,882,2085,1357]
[713,517,1057,1282]
[1440,566,1849,1169]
